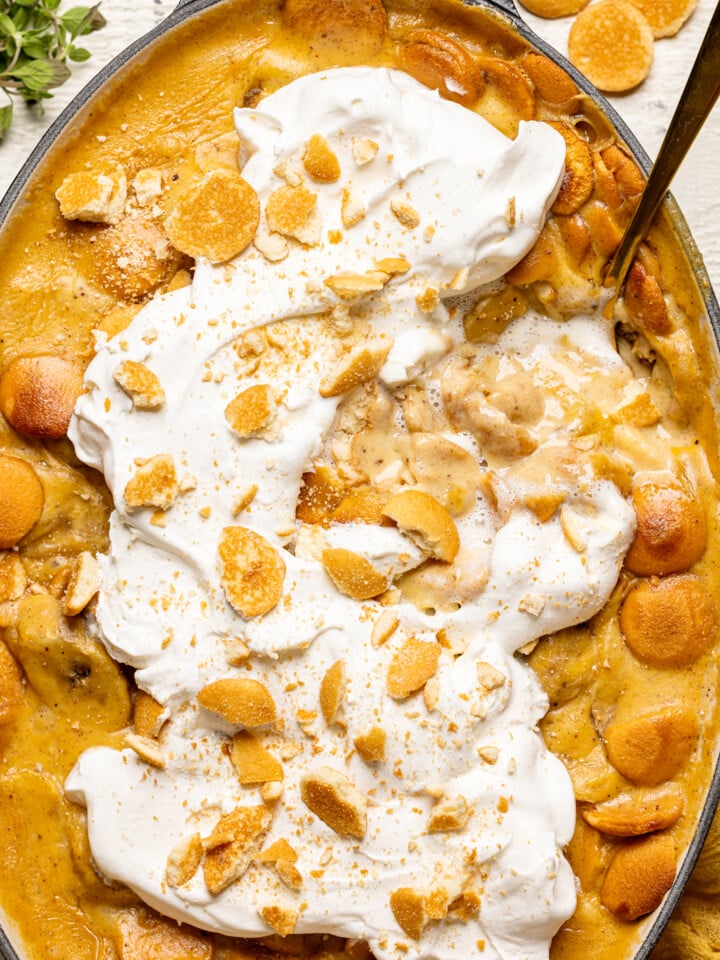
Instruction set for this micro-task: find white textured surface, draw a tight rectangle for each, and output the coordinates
[0,0,718,295]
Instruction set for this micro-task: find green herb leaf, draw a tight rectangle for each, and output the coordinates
[61,5,106,37]
[0,101,13,141]
[67,45,91,62]
[11,7,30,30]
[13,58,72,92]
[0,0,105,138]
[21,38,50,59]
[0,12,19,38]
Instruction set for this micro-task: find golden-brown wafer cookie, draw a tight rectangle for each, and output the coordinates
[569,0,654,92]
[601,833,676,920]
[399,30,483,107]
[0,456,44,549]
[624,258,671,335]
[547,121,594,216]
[602,144,645,199]
[475,56,536,137]
[517,0,589,20]
[626,0,698,37]
[582,784,685,837]
[166,170,260,263]
[604,705,698,786]
[625,479,706,575]
[619,575,715,668]
[522,53,579,105]
[0,355,83,439]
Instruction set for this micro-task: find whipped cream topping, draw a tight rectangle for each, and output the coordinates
[66,68,635,960]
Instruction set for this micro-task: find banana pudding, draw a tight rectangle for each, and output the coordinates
[0,3,718,960]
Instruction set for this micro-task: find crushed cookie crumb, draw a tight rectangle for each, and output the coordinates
[448,887,482,922]
[273,157,303,186]
[260,904,298,937]
[352,138,379,166]
[324,271,390,301]
[476,662,506,693]
[133,691,165,739]
[416,286,439,313]
[203,806,272,895]
[254,226,290,262]
[56,167,127,224]
[375,257,410,275]
[390,200,421,229]
[124,454,178,511]
[261,781,284,803]
[113,360,166,410]
[518,592,546,616]
[219,526,285,618]
[320,338,392,397]
[300,766,368,838]
[428,795,469,832]
[322,548,388,601]
[614,391,661,427]
[256,838,298,863]
[341,187,366,229]
[165,833,203,888]
[276,858,304,890]
[560,505,587,552]
[370,609,399,647]
[477,745,499,765]
[62,551,99,617]
[233,484,258,516]
[132,168,163,207]
[303,134,341,183]
[387,638,441,700]
[517,638,539,656]
[178,473,197,493]
[225,384,275,438]
[354,726,386,763]
[525,488,565,522]
[223,637,250,667]
[422,675,441,712]
[319,659,346,727]
[266,183,321,246]
[198,677,277,727]
[389,888,427,940]
[125,732,166,769]
[279,740,303,761]
[230,731,284,783]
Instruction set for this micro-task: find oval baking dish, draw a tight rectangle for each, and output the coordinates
[1,2,719,960]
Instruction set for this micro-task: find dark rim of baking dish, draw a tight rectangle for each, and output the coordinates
[1,1,719,958]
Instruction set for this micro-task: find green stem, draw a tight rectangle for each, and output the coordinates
[5,36,22,74]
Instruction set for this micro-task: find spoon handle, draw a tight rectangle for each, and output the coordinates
[606,2,720,288]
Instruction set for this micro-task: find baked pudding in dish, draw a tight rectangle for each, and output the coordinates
[0,2,719,960]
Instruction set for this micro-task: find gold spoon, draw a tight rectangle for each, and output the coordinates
[605,1,720,294]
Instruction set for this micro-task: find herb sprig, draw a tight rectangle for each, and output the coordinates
[0,0,105,140]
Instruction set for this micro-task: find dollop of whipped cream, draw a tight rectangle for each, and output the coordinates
[66,68,635,960]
